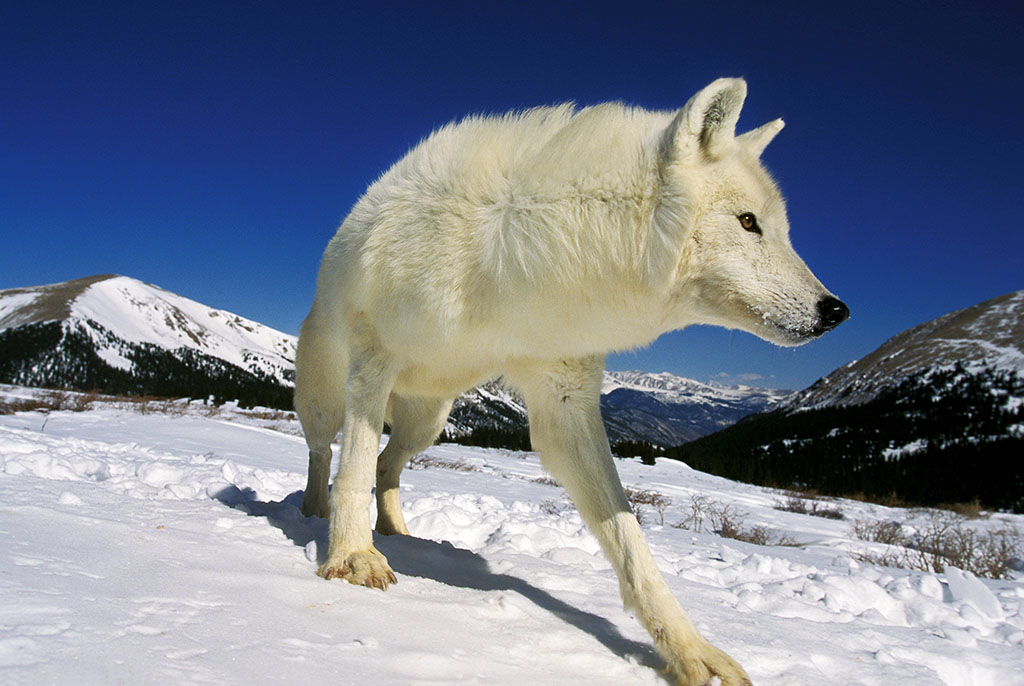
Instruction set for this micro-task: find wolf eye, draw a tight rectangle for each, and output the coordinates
[737,213,762,235]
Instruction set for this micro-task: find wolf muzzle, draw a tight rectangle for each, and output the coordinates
[814,295,850,335]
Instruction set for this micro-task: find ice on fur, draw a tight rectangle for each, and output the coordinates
[295,78,847,686]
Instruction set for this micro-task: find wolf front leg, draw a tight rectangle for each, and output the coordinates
[512,357,751,686]
[317,341,399,590]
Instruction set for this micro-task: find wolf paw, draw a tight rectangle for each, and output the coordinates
[318,548,398,590]
[300,496,329,520]
[374,515,410,537]
[667,639,751,686]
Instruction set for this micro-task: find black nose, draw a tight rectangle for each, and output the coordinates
[815,295,849,333]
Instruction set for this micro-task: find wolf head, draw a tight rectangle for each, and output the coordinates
[657,78,848,346]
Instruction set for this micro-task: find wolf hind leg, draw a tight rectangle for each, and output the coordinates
[510,356,751,686]
[294,309,348,520]
[375,394,454,536]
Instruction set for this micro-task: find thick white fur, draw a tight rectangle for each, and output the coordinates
[295,78,842,686]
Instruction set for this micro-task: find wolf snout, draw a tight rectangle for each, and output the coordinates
[814,295,850,334]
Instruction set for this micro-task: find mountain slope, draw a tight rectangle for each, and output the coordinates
[783,289,1024,409]
[0,275,296,406]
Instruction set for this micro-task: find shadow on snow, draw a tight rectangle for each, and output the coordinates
[211,485,660,673]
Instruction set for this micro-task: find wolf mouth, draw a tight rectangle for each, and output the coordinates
[752,294,849,345]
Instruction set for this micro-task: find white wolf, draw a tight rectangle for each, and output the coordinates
[295,78,848,685]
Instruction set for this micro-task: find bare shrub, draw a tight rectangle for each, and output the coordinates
[776,496,809,515]
[732,524,770,546]
[710,502,746,540]
[52,390,99,412]
[944,499,988,520]
[730,525,799,547]
[675,493,746,535]
[540,499,569,516]
[41,391,70,411]
[909,512,1021,579]
[0,397,52,414]
[531,475,560,487]
[775,496,844,520]
[853,519,906,546]
[780,488,827,501]
[676,493,713,533]
[624,487,671,526]
[854,510,1023,579]
[244,408,296,421]
[672,494,797,547]
[200,402,223,418]
[1,389,101,414]
[812,504,846,520]
[407,454,479,472]
[119,395,190,417]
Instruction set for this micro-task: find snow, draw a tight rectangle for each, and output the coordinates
[2,389,1023,685]
[0,292,42,329]
[945,567,1005,622]
[69,276,297,383]
[882,439,928,461]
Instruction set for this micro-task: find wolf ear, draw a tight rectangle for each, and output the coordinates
[663,78,747,162]
[737,118,784,157]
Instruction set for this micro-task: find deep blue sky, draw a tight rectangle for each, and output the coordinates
[2,1,1021,390]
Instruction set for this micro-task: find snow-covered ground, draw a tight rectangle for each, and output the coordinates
[1,387,1022,685]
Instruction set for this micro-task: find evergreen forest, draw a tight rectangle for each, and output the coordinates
[0,321,294,409]
[667,366,1023,512]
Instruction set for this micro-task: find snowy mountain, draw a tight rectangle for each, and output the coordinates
[0,275,784,443]
[0,274,297,406]
[600,371,788,444]
[782,289,1024,409]
[1,386,1022,685]
[445,378,530,444]
[444,372,788,448]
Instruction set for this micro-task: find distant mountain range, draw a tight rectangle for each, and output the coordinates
[600,371,788,444]
[445,371,789,448]
[0,275,785,445]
